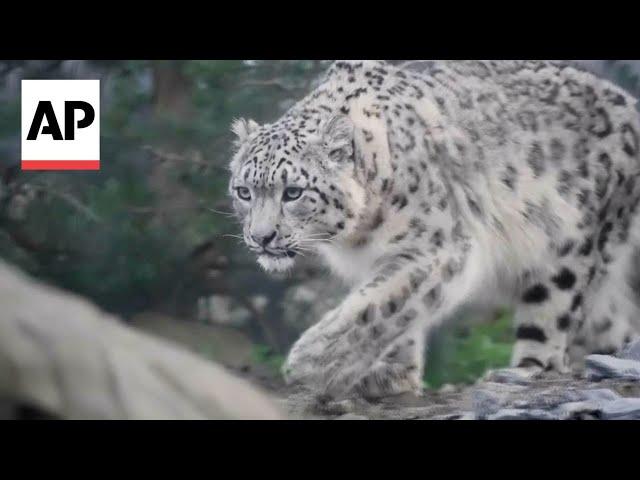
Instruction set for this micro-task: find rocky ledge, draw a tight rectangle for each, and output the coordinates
[282,340,640,420]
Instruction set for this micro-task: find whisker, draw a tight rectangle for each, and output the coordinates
[207,207,236,217]
[291,241,318,248]
[291,246,314,253]
[298,234,338,241]
[297,239,336,246]
[302,233,336,239]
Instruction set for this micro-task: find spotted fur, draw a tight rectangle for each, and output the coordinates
[229,60,640,400]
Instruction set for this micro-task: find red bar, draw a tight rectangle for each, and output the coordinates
[21,160,100,171]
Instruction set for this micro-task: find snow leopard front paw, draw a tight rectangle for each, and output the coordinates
[284,326,424,401]
[351,359,424,400]
[283,278,429,401]
[282,306,349,386]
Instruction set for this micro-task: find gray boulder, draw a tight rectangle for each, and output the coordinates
[585,355,640,381]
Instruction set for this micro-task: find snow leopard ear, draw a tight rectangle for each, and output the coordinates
[231,118,260,148]
[321,114,355,164]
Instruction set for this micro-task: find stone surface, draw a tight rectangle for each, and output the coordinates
[472,382,527,418]
[585,354,640,381]
[282,350,640,420]
[621,338,640,362]
[196,294,254,327]
[482,366,540,385]
[487,408,558,420]
[599,398,640,420]
[337,413,369,420]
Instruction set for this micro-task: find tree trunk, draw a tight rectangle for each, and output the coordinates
[152,61,192,119]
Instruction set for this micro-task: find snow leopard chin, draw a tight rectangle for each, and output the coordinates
[257,254,295,273]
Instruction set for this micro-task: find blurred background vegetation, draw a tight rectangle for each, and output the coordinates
[1,60,639,390]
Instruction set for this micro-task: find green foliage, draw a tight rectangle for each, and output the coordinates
[17,175,181,312]
[252,344,286,374]
[0,98,19,137]
[1,61,329,315]
[424,309,515,388]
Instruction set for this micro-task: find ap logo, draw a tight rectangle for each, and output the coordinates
[21,80,100,170]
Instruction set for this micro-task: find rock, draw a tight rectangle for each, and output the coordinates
[546,389,621,419]
[487,408,558,420]
[600,398,640,420]
[581,388,620,403]
[585,354,640,381]
[468,366,640,421]
[315,398,357,416]
[250,295,269,315]
[473,382,590,419]
[472,382,526,418]
[458,412,476,420]
[439,384,457,394]
[553,401,600,419]
[482,366,540,385]
[337,413,368,420]
[513,387,585,410]
[282,277,347,331]
[283,357,640,421]
[197,294,252,327]
[432,412,476,420]
[478,387,614,420]
[620,338,640,362]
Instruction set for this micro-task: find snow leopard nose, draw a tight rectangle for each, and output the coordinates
[253,230,277,247]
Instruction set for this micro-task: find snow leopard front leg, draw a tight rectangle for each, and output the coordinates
[283,244,473,402]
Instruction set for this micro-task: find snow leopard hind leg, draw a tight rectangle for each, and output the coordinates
[568,203,640,366]
[511,158,640,378]
[506,194,640,377]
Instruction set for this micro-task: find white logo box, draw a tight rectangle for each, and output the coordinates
[21,79,100,170]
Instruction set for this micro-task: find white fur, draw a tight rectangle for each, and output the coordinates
[257,254,295,273]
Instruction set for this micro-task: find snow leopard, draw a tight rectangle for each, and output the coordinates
[228,60,640,402]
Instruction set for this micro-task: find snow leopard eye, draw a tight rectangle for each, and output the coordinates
[235,186,251,201]
[283,187,303,202]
